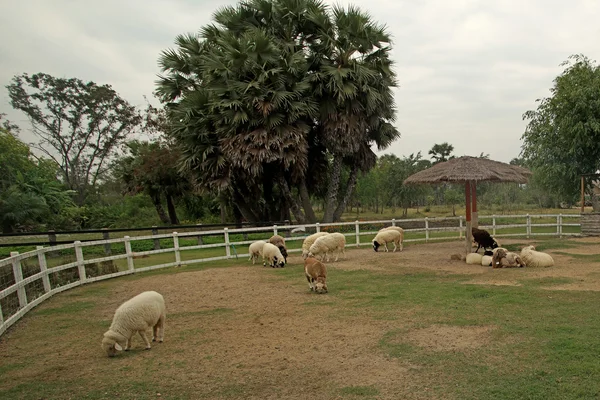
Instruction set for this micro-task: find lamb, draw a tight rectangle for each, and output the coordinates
[471,227,499,253]
[481,255,493,267]
[378,226,404,251]
[248,240,267,264]
[268,234,288,263]
[101,291,166,357]
[465,253,483,265]
[491,248,524,268]
[520,245,554,268]
[301,232,330,259]
[308,232,346,262]
[372,229,403,252]
[262,242,286,268]
[304,257,328,294]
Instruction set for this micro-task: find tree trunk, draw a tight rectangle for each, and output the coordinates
[218,192,228,223]
[232,189,260,223]
[322,154,343,223]
[592,191,600,212]
[277,176,306,224]
[151,192,169,224]
[166,194,180,225]
[298,179,317,223]
[333,165,358,222]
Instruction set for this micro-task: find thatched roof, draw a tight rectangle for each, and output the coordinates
[403,156,532,185]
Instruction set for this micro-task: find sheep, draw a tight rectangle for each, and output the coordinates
[372,229,402,252]
[304,257,328,294]
[262,242,286,268]
[302,232,330,259]
[491,248,524,268]
[268,234,288,263]
[308,232,346,262]
[248,240,267,264]
[465,253,483,265]
[101,291,166,357]
[481,255,493,267]
[520,245,554,268]
[450,253,466,261]
[378,226,404,251]
[471,227,499,253]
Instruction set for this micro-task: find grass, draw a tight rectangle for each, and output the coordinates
[2,237,600,399]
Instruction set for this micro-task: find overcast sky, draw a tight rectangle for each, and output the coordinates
[1,0,599,163]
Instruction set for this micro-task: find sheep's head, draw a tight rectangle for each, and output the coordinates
[490,240,499,250]
[315,277,328,294]
[274,256,285,268]
[372,240,381,252]
[102,331,126,357]
[278,246,288,263]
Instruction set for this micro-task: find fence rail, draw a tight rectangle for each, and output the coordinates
[0,214,581,336]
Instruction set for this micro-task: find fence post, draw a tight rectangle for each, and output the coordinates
[224,228,231,258]
[74,241,86,284]
[152,226,161,250]
[492,215,497,236]
[558,214,563,238]
[10,252,27,309]
[196,224,204,245]
[48,230,57,246]
[316,223,320,233]
[124,236,134,272]
[273,224,278,236]
[526,214,531,239]
[355,220,360,247]
[102,228,111,256]
[425,217,430,243]
[391,218,396,227]
[459,216,463,239]
[173,232,181,266]
[36,246,51,294]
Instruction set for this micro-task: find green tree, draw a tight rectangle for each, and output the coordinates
[521,54,600,210]
[428,142,455,164]
[6,73,142,205]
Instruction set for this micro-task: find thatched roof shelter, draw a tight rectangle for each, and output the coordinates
[403,156,532,253]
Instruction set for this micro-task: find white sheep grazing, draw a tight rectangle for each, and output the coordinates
[481,255,493,267]
[102,291,166,357]
[248,240,267,264]
[262,242,286,268]
[304,257,328,294]
[268,234,288,262]
[372,229,402,252]
[465,253,483,265]
[520,245,554,268]
[301,232,330,259]
[308,232,346,262]
[379,226,404,251]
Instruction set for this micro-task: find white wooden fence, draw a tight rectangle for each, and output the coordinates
[0,214,581,336]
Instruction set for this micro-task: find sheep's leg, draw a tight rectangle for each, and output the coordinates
[334,249,339,262]
[139,330,151,349]
[399,241,403,252]
[384,243,389,252]
[306,275,314,291]
[125,336,133,351]
[392,242,397,252]
[154,315,165,342]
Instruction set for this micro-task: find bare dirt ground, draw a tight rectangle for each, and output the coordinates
[1,237,599,399]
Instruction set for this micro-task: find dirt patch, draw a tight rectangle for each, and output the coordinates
[401,324,495,351]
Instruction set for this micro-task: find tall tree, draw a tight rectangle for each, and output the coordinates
[521,54,600,210]
[6,73,142,205]
[428,142,455,164]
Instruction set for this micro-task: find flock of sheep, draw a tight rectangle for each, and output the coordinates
[100,224,554,357]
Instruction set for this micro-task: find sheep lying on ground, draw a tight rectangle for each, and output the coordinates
[491,248,524,268]
[372,229,403,252]
[102,291,166,357]
[304,257,328,294]
[302,232,329,259]
[481,255,493,267]
[520,245,554,268]
[308,232,346,262]
[248,240,267,264]
[268,234,288,263]
[378,226,404,251]
[466,253,483,265]
[471,228,499,253]
[262,242,286,268]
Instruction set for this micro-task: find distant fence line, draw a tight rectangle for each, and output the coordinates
[0,214,581,337]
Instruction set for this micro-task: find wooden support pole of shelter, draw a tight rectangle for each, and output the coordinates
[581,175,585,213]
[471,181,478,228]
[465,181,472,254]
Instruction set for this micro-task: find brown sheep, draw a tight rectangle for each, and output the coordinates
[269,234,288,263]
[304,257,328,294]
[491,248,524,268]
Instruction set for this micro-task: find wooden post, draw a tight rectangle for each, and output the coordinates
[102,228,111,256]
[471,182,478,228]
[492,215,497,236]
[124,236,134,272]
[581,176,585,213]
[315,223,320,233]
[74,241,86,284]
[355,220,360,247]
[36,246,51,293]
[465,181,472,253]
[459,216,463,239]
[173,232,181,266]
[152,226,160,250]
[48,230,57,246]
[196,224,204,245]
[224,228,231,258]
[11,252,27,308]
[526,214,531,238]
[425,217,430,243]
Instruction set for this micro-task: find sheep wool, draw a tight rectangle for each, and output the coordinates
[465,253,483,265]
[308,233,346,262]
[248,240,267,264]
[379,226,404,251]
[520,245,554,268]
[492,248,524,268]
[372,229,403,252]
[102,291,166,357]
[481,255,493,267]
[262,242,286,268]
[302,232,330,259]
[304,257,328,294]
